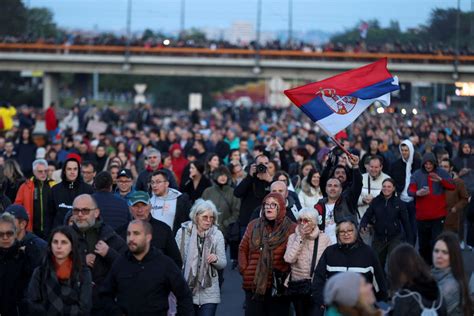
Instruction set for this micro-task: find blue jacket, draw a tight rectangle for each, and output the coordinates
[92,191,131,230]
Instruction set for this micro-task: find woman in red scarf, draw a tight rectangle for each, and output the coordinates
[27,226,92,315]
[170,143,189,186]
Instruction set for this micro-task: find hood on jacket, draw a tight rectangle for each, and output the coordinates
[169,143,184,158]
[459,141,472,158]
[421,152,437,171]
[399,139,415,163]
[61,156,83,184]
[154,187,182,201]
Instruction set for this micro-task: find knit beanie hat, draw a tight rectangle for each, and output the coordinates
[324,272,363,307]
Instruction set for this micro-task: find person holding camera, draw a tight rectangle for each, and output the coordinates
[234,154,272,236]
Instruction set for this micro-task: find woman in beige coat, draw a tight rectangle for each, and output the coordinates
[284,207,332,316]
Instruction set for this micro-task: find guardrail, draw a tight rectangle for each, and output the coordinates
[0,43,473,64]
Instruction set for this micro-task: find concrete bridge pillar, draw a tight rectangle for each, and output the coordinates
[42,73,59,110]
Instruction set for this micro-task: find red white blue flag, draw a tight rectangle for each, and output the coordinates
[284,58,399,135]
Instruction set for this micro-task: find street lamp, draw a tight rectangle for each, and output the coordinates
[254,0,262,75]
[124,0,132,70]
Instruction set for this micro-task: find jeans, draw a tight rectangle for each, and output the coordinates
[417,218,445,265]
[193,303,217,316]
[403,200,417,245]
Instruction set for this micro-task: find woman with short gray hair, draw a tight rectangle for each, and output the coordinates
[176,199,226,316]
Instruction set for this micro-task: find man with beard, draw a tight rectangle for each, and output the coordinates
[49,154,94,230]
[71,194,127,315]
[101,220,193,316]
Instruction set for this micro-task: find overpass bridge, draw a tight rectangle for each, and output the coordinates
[0,43,473,107]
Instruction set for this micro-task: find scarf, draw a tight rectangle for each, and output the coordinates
[183,223,216,294]
[251,216,292,296]
[53,256,73,281]
[400,140,414,202]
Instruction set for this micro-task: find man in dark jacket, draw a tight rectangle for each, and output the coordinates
[92,171,131,230]
[49,154,94,230]
[5,204,46,269]
[0,212,32,316]
[408,152,455,264]
[135,148,178,192]
[116,191,182,267]
[389,139,421,245]
[234,154,272,234]
[71,194,127,315]
[101,220,193,316]
[311,218,387,314]
[315,155,362,243]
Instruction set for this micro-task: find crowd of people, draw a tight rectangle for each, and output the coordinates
[0,98,474,316]
[2,32,473,56]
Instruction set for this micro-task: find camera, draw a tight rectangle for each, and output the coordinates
[256,163,267,174]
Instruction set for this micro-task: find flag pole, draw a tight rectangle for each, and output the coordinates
[316,123,354,159]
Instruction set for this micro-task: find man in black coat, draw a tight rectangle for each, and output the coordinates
[92,171,131,230]
[116,191,182,267]
[101,220,193,316]
[71,194,127,315]
[5,204,46,269]
[0,212,32,316]
[135,148,178,192]
[48,155,94,231]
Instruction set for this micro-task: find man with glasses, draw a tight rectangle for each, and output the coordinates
[14,159,56,239]
[71,194,127,315]
[149,170,191,235]
[135,148,178,192]
[81,161,96,186]
[0,212,32,316]
[117,191,182,267]
[114,168,135,203]
[311,217,387,315]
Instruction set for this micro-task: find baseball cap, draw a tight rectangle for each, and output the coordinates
[117,168,133,179]
[5,204,29,221]
[128,191,150,206]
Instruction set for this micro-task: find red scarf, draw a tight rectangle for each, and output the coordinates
[53,256,73,281]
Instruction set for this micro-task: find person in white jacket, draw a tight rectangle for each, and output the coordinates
[176,199,227,316]
[298,169,323,209]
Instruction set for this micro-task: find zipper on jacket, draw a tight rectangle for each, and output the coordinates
[39,182,44,231]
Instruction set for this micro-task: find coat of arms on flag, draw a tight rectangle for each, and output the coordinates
[284,58,399,135]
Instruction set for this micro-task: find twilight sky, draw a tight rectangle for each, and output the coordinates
[29,0,472,34]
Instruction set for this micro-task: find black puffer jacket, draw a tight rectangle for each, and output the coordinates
[360,194,413,242]
[311,238,387,307]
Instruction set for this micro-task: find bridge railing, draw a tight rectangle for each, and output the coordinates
[1,43,473,64]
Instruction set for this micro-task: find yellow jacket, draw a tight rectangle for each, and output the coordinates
[0,106,17,130]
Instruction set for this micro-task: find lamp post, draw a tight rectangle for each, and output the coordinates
[288,0,293,45]
[124,0,132,70]
[180,0,186,37]
[453,0,461,80]
[254,0,262,74]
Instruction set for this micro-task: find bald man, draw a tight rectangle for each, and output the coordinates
[249,180,301,222]
[71,194,127,315]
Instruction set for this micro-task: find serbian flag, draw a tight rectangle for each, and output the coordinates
[284,58,399,135]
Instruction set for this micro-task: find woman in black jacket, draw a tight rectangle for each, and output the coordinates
[360,178,413,270]
[388,243,446,316]
[27,226,92,315]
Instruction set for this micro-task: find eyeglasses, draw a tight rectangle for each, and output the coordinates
[298,218,312,224]
[0,231,14,238]
[72,207,97,215]
[200,215,215,222]
[35,169,47,174]
[338,229,355,236]
[150,180,168,186]
[263,202,278,209]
